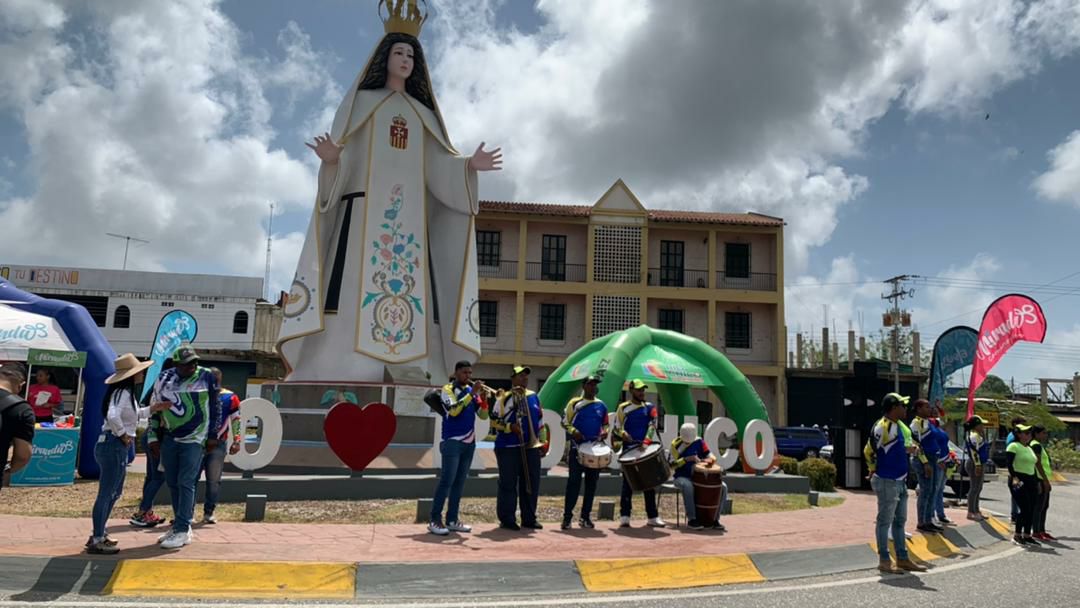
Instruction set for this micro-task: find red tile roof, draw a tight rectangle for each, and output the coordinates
[478,201,783,226]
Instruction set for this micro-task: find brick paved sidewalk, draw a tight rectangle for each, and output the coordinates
[0,490,968,564]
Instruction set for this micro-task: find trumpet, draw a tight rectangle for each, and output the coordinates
[473,382,498,401]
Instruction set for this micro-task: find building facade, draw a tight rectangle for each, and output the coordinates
[0,264,262,357]
[471,180,787,423]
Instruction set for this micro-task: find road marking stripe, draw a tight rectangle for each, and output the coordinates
[985,515,1012,537]
[870,531,961,562]
[104,560,355,599]
[575,554,764,592]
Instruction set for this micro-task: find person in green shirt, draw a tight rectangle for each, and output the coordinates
[1005,424,1041,546]
[1030,426,1055,541]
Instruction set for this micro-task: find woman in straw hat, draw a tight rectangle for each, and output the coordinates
[86,354,168,554]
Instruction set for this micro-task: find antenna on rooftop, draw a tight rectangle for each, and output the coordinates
[264,203,274,301]
[105,232,150,270]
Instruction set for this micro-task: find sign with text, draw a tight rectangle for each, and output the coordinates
[10,427,80,487]
[27,348,86,368]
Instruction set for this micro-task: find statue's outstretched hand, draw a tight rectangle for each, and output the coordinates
[468,142,502,172]
[305,132,342,164]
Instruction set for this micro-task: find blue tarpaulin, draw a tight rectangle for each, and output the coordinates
[0,278,115,479]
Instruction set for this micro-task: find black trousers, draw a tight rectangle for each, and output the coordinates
[619,476,658,519]
[1010,473,1039,535]
[1033,484,1051,534]
[564,447,600,520]
[495,446,541,526]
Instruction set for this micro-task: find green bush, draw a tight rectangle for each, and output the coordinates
[1046,439,1080,472]
[797,457,837,492]
[778,456,799,475]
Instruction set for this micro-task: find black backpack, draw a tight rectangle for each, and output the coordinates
[0,389,30,438]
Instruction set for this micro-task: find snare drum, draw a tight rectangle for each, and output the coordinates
[576,441,613,469]
[618,443,672,491]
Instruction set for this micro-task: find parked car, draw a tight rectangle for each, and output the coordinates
[820,444,834,462]
[773,426,830,460]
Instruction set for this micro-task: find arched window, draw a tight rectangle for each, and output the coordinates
[113,305,131,329]
[232,310,249,334]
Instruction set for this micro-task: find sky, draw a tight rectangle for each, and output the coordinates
[1,0,1079,389]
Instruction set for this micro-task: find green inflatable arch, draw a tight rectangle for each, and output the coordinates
[537,325,770,438]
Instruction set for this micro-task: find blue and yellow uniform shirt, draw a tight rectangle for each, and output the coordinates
[562,396,608,447]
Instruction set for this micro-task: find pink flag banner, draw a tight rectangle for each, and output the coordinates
[967,294,1047,418]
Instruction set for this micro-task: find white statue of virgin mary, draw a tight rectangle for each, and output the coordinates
[278,0,502,382]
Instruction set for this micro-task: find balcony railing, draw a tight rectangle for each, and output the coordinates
[646,268,709,288]
[716,271,777,291]
[525,262,587,282]
[477,259,518,280]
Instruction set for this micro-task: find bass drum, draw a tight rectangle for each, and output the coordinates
[618,444,672,491]
[692,463,725,523]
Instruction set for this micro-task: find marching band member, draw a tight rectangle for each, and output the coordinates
[428,361,489,536]
[670,422,723,531]
[614,379,665,528]
[561,375,608,530]
[490,366,544,531]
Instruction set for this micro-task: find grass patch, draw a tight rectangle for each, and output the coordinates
[0,474,844,524]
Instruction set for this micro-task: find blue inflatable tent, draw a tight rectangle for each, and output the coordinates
[0,278,115,478]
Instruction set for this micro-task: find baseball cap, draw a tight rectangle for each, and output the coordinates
[629,379,648,390]
[172,345,200,365]
[967,415,986,426]
[582,375,601,385]
[511,365,531,377]
[1015,423,1033,433]
[882,393,910,409]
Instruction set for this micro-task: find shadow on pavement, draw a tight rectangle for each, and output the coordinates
[878,573,937,592]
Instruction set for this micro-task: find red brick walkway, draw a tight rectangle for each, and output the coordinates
[0,491,965,563]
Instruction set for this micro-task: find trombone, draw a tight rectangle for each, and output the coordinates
[511,387,543,494]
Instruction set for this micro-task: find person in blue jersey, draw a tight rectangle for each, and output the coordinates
[965,416,990,522]
[614,379,665,528]
[909,399,943,532]
[561,375,609,530]
[929,406,953,526]
[670,422,723,531]
[147,346,221,550]
[428,361,490,536]
[490,365,544,531]
[864,393,926,574]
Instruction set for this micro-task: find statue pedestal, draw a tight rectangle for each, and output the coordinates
[252,379,499,474]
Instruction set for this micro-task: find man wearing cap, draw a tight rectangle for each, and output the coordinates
[864,393,926,574]
[614,379,665,528]
[561,375,609,530]
[147,345,221,550]
[909,399,943,533]
[490,365,544,531]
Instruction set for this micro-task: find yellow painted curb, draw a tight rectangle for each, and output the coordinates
[986,515,1012,537]
[576,554,764,592]
[104,560,356,599]
[1052,471,1068,483]
[870,532,960,563]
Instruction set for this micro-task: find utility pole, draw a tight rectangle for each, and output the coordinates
[106,233,150,270]
[882,275,915,392]
[264,203,275,301]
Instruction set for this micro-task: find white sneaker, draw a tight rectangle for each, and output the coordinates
[203,513,217,524]
[156,530,175,544]
[619,516,631,528]
[447,521,472,533]
[428,521,449,536]
[160,530,191,550]
[647,517,667,528]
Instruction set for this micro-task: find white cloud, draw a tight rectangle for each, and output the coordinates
[0,0,338,295]
[1033,130,1080,207]
[423,0,1080,274]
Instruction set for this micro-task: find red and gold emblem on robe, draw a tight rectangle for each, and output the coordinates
[389,115,408,150]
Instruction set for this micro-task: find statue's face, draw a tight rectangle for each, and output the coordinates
[387,42,414,80]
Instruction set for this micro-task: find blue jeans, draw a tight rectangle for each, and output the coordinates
[915,458,939,525]
[91,434,129,539]
[673,476,728,523]
[933,462,948,519]
[871,475,910,562]
[430,439,475,525]
[201,441,227,516]
[138,433,166,513]
[161,436,205,534]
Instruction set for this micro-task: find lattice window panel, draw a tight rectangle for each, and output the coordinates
[593,225,642,283]
[592,295,640,339]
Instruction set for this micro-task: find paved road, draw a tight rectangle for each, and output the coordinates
[1,478,1075,607]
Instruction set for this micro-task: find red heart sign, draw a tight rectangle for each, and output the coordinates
[323,402,397,472]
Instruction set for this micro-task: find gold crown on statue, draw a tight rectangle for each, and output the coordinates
[379,0,427,38]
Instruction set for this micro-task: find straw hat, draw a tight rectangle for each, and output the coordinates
[105,353,154,385]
